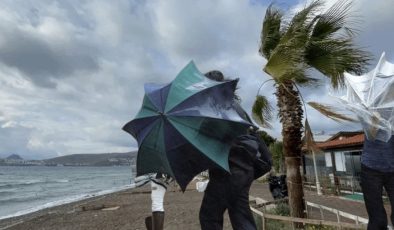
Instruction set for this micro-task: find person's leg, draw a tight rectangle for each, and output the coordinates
[151,181,166,212]
[152,212,164,230]
[228,192,257,230]
[361,165,388,230]
[199,181,227,230]
[228,171,257,230]
[383,171,394,228]
[151,181,166,230]
[145,216,152,230]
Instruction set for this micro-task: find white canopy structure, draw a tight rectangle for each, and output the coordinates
[338,52,394,142]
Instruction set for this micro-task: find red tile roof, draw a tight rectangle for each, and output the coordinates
[316,133,364,150]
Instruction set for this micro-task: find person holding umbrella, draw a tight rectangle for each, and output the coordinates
[320,53,394,229]
[352,54,394,230]
[123,62,256,228]
[361,135,394,230]
[134,173,172,230]
[123,61,254,191]
[199,71,272,230]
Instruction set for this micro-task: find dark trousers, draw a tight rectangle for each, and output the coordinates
[361,164,394,230]
[199,169,257,230]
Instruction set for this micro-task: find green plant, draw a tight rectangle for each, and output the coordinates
[304,224,336,230]
[269,141,284,173]
[273,202,291,216]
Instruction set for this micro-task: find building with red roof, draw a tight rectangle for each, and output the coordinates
[303,131,365,190]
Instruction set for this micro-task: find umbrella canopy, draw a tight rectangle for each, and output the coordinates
[123,61,253,190]
[338,52,394,141]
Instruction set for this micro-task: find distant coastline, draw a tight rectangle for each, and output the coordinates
[0,151,137,167]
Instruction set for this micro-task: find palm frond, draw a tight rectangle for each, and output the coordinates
[308,101,357,122]
[306,38,371,88]
[252,95,274,129]
[259,4,283,59]
[304,119,323,154]
[311,0,354,39]
[264,1,322,81]
[304,0,372,88]
[286,0,323,35]
[281,68,321,86]
[264,38,306,81]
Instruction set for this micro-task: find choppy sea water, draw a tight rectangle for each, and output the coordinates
[0,166,135,220]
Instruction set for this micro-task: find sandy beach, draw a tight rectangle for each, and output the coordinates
[1,181,272,230]
[1,180,380,230]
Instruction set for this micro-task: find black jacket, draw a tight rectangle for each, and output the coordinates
[210,134,272,180]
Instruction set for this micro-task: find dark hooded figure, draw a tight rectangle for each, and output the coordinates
[199,71,272,230]
[360,134,394,230]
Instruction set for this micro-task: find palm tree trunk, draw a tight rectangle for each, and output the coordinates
[276,81,305,219]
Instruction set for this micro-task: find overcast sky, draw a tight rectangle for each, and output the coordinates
[0,0,393,159]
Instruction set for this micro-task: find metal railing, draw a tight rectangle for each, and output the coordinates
[304,175,362,195]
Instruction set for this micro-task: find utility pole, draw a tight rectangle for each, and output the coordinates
[330,152,340,196]
[311,149,322,195]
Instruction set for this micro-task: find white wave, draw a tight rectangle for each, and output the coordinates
[50,179,69,183]
[0,183,136,220]
[19,179,43,185]
[0,179,45,188]
[0,179,69,189]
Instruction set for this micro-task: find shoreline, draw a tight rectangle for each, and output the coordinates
[0,181,234,230]
[0,186,144,230]
[0,183,137,221]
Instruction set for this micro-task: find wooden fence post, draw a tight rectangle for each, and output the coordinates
[320,206,324,220]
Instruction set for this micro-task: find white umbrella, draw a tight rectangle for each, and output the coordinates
[338,52,394,142]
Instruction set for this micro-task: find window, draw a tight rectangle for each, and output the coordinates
[335,152,346,171]
[325,152,332,167]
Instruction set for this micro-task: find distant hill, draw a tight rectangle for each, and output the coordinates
[44,151,138,166]
[6,154,23,160]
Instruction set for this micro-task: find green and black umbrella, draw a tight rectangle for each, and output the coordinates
[123,61,253,190]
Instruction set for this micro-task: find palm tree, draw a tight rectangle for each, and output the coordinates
[253,0,370,218]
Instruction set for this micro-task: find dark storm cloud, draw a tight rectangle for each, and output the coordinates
[1,0,394,158]
[0,28,99,88]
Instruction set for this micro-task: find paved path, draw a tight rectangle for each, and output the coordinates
[305,190,368,219]
[251,183,392,226]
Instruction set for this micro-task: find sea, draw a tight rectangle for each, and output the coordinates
[0,166,136,220]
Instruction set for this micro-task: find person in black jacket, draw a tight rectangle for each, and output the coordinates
[199,127,272,230]
[199,71,272,230]
[360,134,394,230]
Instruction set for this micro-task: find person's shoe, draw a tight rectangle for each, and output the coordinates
[152,211,164,230]
[145,216,152,230]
